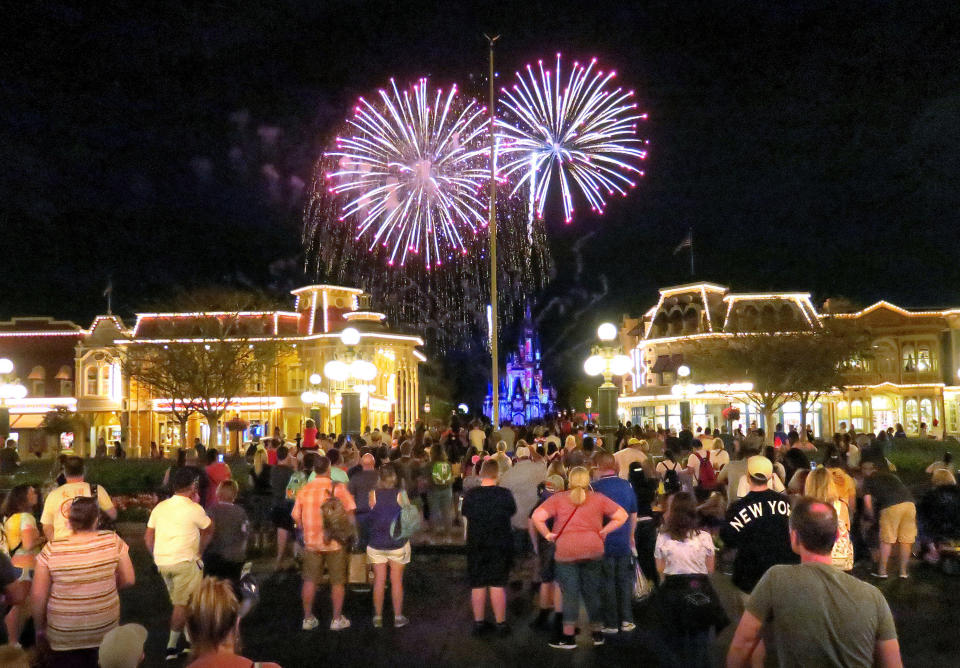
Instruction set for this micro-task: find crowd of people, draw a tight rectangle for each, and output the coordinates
[1,413,952,666]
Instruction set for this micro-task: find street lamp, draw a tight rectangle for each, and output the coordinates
[423,396,431,414]
[584,396,593,417]
[300,373,330,430]
[0,358,28,440]
[583,323,632,434]
[322,328,378,436]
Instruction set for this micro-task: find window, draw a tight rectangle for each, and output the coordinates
[920,398,934,427]
[85,367,98,395]
[851,400,864,431]
[30,380,44,396]
[60,380,74,397]
[905,399,919,431]
[288,366,306,393]
[917,345,933,372]
[902,345,917,372]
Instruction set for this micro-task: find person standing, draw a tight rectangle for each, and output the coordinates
[461,459,517,637]
[348,453,380,551]
[500,445,547,575]
[301,419,319,451]
[32,497,135,665]
[613,438,649,480]
[531,467,628,649]
[270,446,297,571]
[590,453,638,635]
[862,459,916,579]
[202,480,249,586]
[40,456,117,541]
[145,467,214,661]
[2,485,40,645]
[427,444,455,540]
[719,456,797,596]
[203,449,231,509]
[727,498,902,668]
[0,439,19,474]
[366,464,411,628]
[291,455,356,632]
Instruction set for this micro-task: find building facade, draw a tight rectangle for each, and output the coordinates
[0,285,424,457]
[617,282,960,438]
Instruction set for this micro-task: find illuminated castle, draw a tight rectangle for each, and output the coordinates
[485,306,556,424]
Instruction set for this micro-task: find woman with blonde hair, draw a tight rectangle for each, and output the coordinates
[804,466,854,571]
[493,440,512,475]
[709,437,730,472]
[531,467,628,649]
[186,577,280,667]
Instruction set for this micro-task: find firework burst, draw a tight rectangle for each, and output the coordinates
[497,54,648,222]
[327,78,490,268]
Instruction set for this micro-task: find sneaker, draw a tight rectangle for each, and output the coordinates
[620,621,636,632]
[180,643,192,657]
[496,622,511,637]
[592,631,605,646]
[472,620,493,636]
[302,616,320,631]
[871,572,889,579]
[330,616,351,631]
[165,647,180,662]
[549,634,577,649]
[373,615,383,628]
[394,615,409,628]
[601,626,619,635]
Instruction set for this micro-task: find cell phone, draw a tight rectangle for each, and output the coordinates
[810,461,817,471]
[218,454,224,463]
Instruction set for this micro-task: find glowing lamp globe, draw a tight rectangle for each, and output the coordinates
[0,383,26,400]
[300,390,317,404]
[308,373,323,386]
[610,354,632,376]
[597,323,617,341]
[351,360,378,381]
[0,358,13,374]
[340,327,361,346]
[457,403,469,413]
[677,365,691,378]
[323,360,350,382]
[583,355,605,376]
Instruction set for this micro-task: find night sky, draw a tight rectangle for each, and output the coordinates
[3,1,960,404]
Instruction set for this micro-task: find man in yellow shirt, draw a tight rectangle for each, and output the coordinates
[40,457,116,541]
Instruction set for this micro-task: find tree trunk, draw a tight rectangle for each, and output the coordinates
[762,407,775,445]
[178,420,188,451]
[205,414,219,450]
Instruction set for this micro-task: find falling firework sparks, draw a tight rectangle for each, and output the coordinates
[327,78,490,268]
[497,54,648,222]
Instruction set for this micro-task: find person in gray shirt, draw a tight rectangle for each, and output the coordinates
[727,498,902,668]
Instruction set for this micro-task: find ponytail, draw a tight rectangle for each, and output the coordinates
[568,466,591,506]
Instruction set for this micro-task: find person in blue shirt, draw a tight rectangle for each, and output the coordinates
[591,452,639,634]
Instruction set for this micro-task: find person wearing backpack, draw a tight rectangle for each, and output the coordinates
[686,438,718,495]
[366,463,412,628]
[427,442,455,541]
[291,455,357,632]
[657,451,683,495]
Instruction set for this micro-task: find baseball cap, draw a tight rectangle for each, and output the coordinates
[627,437,642,446]
[515,446,531,458]
[99,623,148,668]
[746,456,773,483]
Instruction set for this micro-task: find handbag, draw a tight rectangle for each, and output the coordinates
[832,501,855,571]
[633,559,653,602]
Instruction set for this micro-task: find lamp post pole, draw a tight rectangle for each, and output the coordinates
[0,358,27,445]
[486,33,500,428]
[583,324,631,448]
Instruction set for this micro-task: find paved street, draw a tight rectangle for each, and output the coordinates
[114,523,960,667]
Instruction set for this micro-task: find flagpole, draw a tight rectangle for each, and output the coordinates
[485,33,500,428]
[689,227,695,278]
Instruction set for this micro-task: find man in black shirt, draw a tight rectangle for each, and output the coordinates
[719,456,798,593]
[0,439,19,475]
[461,459,516,637]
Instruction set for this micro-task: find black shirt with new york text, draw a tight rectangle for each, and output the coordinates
[719,489,798,592]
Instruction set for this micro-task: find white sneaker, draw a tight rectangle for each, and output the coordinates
[621,621,636,632]
[330,615,351,631]
[394,615,409,628]
[302,616,319,631]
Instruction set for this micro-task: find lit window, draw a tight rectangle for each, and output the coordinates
[917,346,933,372]
[902,345,917,372]
[86,367,98,395]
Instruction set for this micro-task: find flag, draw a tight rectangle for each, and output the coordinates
[103,280,113,297]
[673,230,693,254]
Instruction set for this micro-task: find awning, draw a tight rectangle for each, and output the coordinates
[10,414,44,429]
[650,354,683,373]
[92,413,120,427]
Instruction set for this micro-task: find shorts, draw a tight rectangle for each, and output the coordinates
[367,543,411,565]
[879,502,917,544]
[467,546,513,588]
[271,502,295,532]
[159,559,204,606]
[303,549,347,585]
[537,539,556,582]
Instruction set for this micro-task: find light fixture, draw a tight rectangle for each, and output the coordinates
[323,359,349,381]
[457,403,469,413]
[350,359,378,381]
[610,354,633,376]
[597,322,617,341]
[309,373,322,385]
[0,384,26,400]
[340,327,361,346]
[0,359,13,374]
[677,365,691,378]
[585,396,593,410]
[583,355,605,376]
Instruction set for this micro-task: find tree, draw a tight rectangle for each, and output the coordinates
[689,323,867,444]
[40,407,84,454]
[122,289,286,452]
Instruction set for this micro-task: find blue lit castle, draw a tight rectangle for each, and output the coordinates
[484,307,556,424]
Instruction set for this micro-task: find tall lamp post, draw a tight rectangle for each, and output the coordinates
[583,323,632,437]
[322,327,377,437]
[300,372,329,432]
[0,358,27,442]
[672,365,694,430]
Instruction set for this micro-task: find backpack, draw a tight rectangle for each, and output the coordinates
[390,490,422,541]
[89,484,116,532]
[693,452,717,490]
[663,461,681,494]
[431,461,453,487]
[285,471,307,500]
[321,482,356,547]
